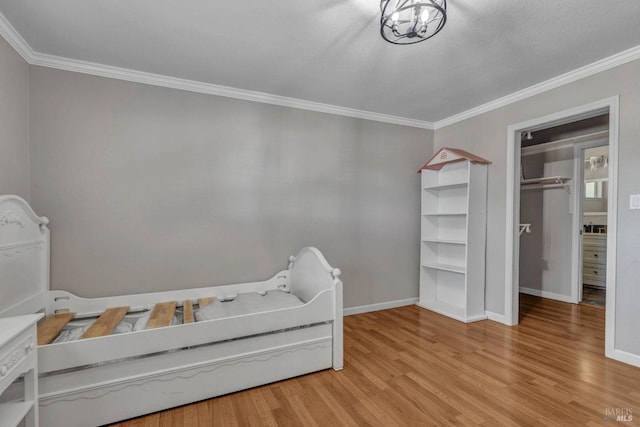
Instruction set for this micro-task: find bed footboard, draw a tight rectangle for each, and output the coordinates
[288,247,343,370]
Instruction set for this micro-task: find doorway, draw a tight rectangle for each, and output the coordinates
[578,144,609,308]
[517,116,608,307]
[505,96,619,360]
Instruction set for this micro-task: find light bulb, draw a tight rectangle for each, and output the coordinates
[391,12,400,22]
[421,9,429,22]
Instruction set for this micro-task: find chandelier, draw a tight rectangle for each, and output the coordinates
[380,0,447,45]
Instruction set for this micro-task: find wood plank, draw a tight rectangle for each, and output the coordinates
[81,306,129,339]
[147,302,177,329]
[183,300,194,324]
[198,297,215,307]
[37,312,75,345]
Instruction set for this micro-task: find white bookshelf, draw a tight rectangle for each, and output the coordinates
[417,159,488,322]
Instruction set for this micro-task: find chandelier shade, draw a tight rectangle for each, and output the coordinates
[380,0,447,45]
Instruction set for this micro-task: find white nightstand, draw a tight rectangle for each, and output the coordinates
[0,314,42,427]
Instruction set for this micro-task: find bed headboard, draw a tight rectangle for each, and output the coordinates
[0,195,50,317]
[288,247,341,303]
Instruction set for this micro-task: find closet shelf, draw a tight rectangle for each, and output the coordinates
[422,263,466,274]
[422,239,466,245]
[422,212,467,217]
[422,182,468,191]
[521,176,571,193]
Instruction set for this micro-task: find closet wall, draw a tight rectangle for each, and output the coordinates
[519,147,574,300]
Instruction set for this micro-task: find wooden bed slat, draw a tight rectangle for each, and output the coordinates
[81,306,130,339]
[183,300,194,324]
[198,297,215,307]
[37,312,75,345]
[147,302,177,329]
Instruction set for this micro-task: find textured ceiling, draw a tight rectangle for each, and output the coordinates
[2,0,640,123]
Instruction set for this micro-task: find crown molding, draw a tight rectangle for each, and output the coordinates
[28,51,435,129]
[434,44,640,129]
[3,5,640,132]
[0,10,434,130]
[0,9,33,61]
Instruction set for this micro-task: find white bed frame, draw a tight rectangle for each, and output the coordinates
[0,195,343,427]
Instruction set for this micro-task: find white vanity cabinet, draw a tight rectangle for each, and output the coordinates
[0,314,42,427]
[583,233,607,289]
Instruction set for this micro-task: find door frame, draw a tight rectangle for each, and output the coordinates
[573,138,609,303]
[504,96,619,360]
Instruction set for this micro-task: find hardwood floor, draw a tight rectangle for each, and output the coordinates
[109,295,640,426]
[582,285,606,308]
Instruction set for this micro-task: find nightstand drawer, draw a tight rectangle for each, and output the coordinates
[583,276,606,288]
[583,263,606,287]
[0,330,36,392]
[0,314,42,427]
[583,247,606,265]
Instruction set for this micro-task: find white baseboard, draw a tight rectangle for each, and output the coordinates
[485,311,508,324]
[344,297,418,316]
[610,349,640,368]
[519,287,575,304]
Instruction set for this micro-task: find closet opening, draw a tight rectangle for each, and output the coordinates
[505,96,619,360]
[517,115,609,314]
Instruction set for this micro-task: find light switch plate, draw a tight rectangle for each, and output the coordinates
[630,194,640,210]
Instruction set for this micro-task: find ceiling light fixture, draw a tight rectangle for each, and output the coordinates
[380,0,447,45]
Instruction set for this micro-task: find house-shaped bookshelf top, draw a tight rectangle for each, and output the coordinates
[417,147,491,172]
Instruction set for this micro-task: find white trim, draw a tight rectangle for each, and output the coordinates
[3,7,640,131]
[572,146,584,304]
[505,97,617,326]
[611,349,640,368]
[573,138,610,305]
[505,122,519,326]
[28,52,435,129]
[519,287,575,304]
[0,10,32,61]
[604,99,619,360]
[571,141,600,305]
[343,297,418,316]
[0,10,434,130]
[435,45,640,129]
[485,311,508,324]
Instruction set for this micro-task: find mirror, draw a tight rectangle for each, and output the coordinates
[585,180,606,199]
[584,178,608,216]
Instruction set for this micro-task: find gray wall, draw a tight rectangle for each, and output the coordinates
[434,57,640,356]
[0,36,29,199]
[28,67,433,308]
[519,148,574,298]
